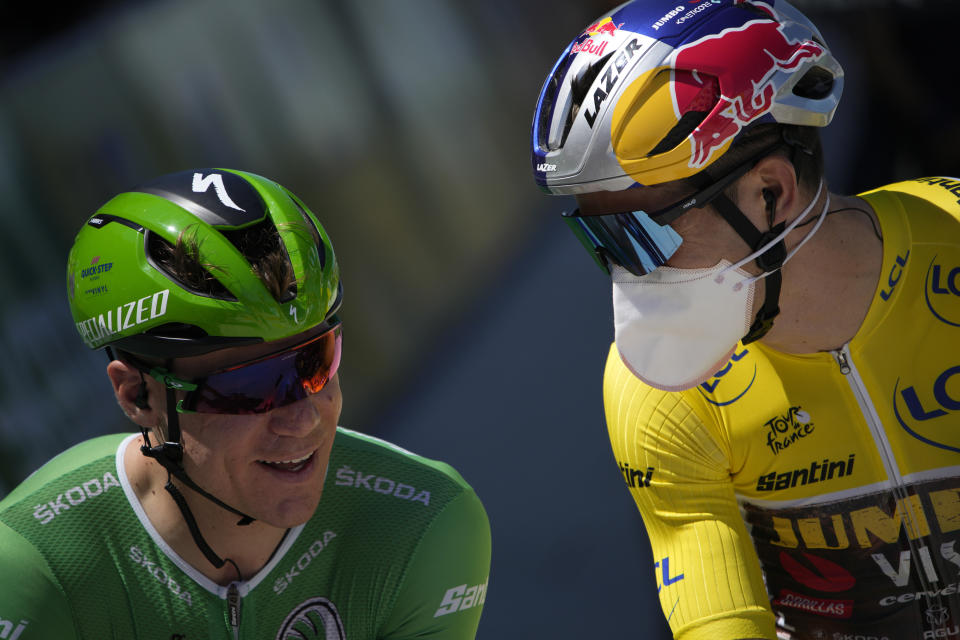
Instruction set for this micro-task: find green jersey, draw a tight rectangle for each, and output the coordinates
[0,428,490,639]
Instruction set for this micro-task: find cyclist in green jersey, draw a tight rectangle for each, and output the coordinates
[0,168,491,639]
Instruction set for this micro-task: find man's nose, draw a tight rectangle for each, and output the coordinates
[266,387,336,435]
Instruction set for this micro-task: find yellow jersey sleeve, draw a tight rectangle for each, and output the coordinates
[604,345,776,639]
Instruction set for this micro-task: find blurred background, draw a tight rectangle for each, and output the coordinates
[0,0,956,637]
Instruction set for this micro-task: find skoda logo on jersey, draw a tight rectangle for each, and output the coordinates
[697,348,756,406]
[925,256,960,327]
[893,365,960,453]
[275,598,345,640]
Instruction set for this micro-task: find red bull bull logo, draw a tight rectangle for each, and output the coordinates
[582,17,623,39]
[671,20,824,168]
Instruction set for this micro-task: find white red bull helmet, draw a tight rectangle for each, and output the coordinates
[532,0,844,194]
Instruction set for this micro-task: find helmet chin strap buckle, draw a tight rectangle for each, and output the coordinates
[136,387,255,579]
[140,438,183,466]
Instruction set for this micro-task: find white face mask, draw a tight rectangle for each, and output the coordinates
[612,182,828,391]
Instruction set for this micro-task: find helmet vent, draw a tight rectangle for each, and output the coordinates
[146,230,237,301]
[648,72,719,156]
[288,196,326,269]
[793,66,834,99]
[220,218,297,303]
[561,52,613,148]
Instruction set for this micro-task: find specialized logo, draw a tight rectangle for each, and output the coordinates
[582,39,643,128]
[273,531,337,595]
[192,172,245,212]
[434,578,488,617]
[925,256,960,327]
[274,598,344,640]
[773,589,853,619]
[669,19,824,168]
[75,289,170,346]
[893,365,960,453]
[334,465,431,505]
[617,460,653,488]
[129,546,193,606]
[698,348,755,406]
[0,617,28,640]
[779,551,855,593]
[80,255,113,280]
[763,406,815,455]
[755,454,854,492]
[33,471,121,524]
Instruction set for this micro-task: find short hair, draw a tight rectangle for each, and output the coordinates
[147,219,316,303]
[687,123,825,199]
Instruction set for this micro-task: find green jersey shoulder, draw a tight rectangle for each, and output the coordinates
[0,428,490,639]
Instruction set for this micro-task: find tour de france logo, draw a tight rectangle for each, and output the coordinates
[275,598,345,640]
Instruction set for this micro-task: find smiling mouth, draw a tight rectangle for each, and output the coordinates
[258,451,315,473]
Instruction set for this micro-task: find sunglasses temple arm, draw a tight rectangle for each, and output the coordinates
[562,215,612,274]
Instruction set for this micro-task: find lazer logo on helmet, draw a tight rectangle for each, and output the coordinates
[536,163,557,172]
[583,39,642,128]
[75,289,170,345]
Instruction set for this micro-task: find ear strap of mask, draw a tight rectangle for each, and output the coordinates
[708,193,786,344]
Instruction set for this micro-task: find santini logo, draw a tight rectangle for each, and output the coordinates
[756,454,855,492]
[617,461,653,488]
[0,617,28,640]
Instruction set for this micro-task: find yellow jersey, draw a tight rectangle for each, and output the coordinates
[604,177,960,640]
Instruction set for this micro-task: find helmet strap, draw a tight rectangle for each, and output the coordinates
[138,386,254,575]
[709,193,786,343]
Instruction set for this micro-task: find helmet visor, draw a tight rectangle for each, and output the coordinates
[563,142,771,276]
[563,208,683,276]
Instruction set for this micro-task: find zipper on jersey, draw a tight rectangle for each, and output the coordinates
[227,582,241,640]
[833,344,945,617]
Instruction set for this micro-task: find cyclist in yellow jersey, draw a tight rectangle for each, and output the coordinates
[531,1,959,639]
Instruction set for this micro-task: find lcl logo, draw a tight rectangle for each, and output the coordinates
[894,365,960,453]
[925,257,960,327]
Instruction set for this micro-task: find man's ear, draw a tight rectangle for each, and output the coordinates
[749,154,800,227]
[106,360,160,426]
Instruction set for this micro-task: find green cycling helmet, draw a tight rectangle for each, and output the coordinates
[66,168,341,358]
